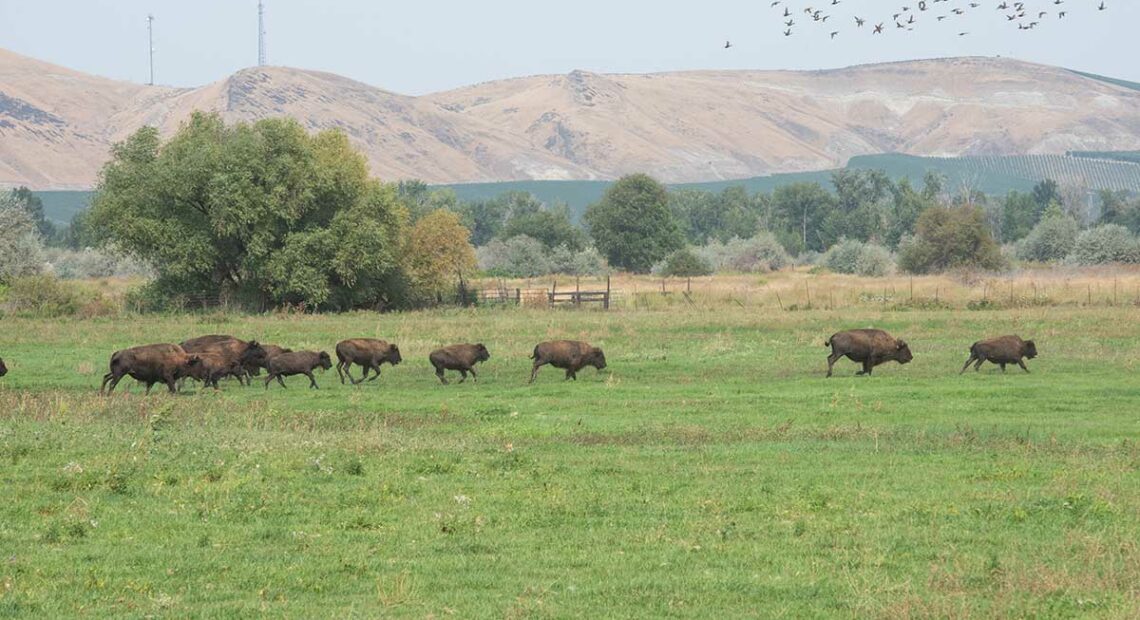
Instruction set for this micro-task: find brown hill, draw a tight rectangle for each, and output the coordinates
[2,48,1139,189]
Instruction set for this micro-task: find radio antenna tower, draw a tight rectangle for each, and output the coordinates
[147,14,155,85]
[258,1,267,66]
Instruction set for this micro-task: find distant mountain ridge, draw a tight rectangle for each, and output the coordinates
[3,48,1140,189]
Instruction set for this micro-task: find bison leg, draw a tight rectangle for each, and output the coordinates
[353,364,370,384]
[336,360,347,384]
[264,373,276,390]
[434,364,449,385]
[468,368,477,383]
[164,374,179,394]
[528,360,546,384]
[1018,359,1030,373]
[856,360,873,376]
[565,369,576,381]
[1000,363,1007,373]
[305,371,318,389]
[458,369,468,384]
[826,352,841,378]
[144,381,156,395]
[101,371,124,395]
[960,354,977,374]
[366,363,382,382]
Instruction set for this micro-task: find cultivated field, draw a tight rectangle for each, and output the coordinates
[2,273,1139,617]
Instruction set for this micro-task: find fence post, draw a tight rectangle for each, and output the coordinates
[604,275,611,310]
[515,288,521,305]
[910,277,914,301]
[575,276,581,307]
[687,277,692,294]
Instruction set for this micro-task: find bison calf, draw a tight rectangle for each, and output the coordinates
[180,335,268,386]
[101,344,202,395]
[335,339,402,385]
[529,340,607,383]
[264,351,333,390]
[430,343,490,384]
[961,335,1037,374]
[185,352,246,390]
[825,329,913,377]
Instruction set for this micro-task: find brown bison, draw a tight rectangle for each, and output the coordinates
[825,329,913,377]
[529,340,607,383]
[961,335,1037,374]
[264,351,333,389]
[100,344,202,395]
[335,339,402,384]
[429,343,490,384]
[243,344,293,377]
[0,357,7,377]
[185,352,246,390]
[180,335,268,385]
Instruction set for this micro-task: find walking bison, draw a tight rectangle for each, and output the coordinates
[180,335,268,385]
[961,335,1037,374]
[264,351,333,389]
[529,340,607,383]
[429,343,490,384]
[335,339,402,384]
[100,344,202,395]
[825,329,913,377]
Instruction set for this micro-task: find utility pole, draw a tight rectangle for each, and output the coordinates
[258,1,267,66]
[147,14,155,85]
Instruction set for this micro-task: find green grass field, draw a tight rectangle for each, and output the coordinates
[2,305,1139,617]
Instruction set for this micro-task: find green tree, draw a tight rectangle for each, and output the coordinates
[898,205,1006,274]
[8,187,56,241]
[397,180,459,222]
[885,178,935,249]
[1015,205,1078,263]
[0,192,46,283]
[404,210,477,303]
[500,204,584,251]
[1000,191,1042,243]
[771,182,837,253]
[88,112,408,310]
[584,174,682,273]
[821,169,890,246]
[1032,179,1061,211]
[661,247,713,277]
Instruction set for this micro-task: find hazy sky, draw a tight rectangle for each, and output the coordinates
[1,0,1136,95]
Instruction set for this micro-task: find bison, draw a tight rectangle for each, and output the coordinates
[243,344,292,377]
[335,339,402,385]
[825,329,913,377]
[180,335,267,385]
[961,335,1037,374]
[529,340,607,383]
[184,352,246,390]
[264,351,333,390]
[429,343,490,384]
[100,344,202,395]
[0,357,7,378]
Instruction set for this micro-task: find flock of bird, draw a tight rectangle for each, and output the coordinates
[722,0,1108,46]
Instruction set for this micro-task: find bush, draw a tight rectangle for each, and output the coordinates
[1016,209,1079,263]
[1067,225,1140,265]
[697,233,791,273]
[823,239,895,277]
[43,247,151,280]
[548,245,610,276]
[0,195,46,283]
[0,274,83,317]
[898,205,1006,274]
[477,235,552,277]
[660,247,713,277]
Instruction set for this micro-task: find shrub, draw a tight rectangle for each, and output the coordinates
[697,233,791,273]
[43,247,151,280]
[1016,209,1079,263]
[898,205,1006,274]
[0,274,83,317]
[477,235,551,277]
[0,195,45,283]
[660,247,713,277]
[548,245,610,276]
[1067,225,1140,265]
[823,239,895,277]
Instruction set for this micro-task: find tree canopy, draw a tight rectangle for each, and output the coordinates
[898,204,1006,274]
[584,174,682,273]
[88,112,412,310]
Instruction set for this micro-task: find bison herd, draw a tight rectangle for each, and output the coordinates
[0,330,1040,393]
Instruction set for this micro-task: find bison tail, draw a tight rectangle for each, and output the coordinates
[823,337,831,348]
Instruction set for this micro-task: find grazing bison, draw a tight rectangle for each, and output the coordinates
[825,329,913,377]
[0,357,7,377]
[264,351,333,390]
[961,335,1037,374]
[335,339,402,384]
[100,344,202,395]
[180,335,267,385]
[529,340,607,383]
[429,343,490,384]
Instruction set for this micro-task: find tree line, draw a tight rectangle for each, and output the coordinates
[3,113,1139,312]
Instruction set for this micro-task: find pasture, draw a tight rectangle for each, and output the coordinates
[2,280,1139,617]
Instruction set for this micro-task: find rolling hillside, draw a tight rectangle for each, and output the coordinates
[4,48,1140,189]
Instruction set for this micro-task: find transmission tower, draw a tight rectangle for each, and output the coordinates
[258,1,267,66]
[147,14,155,85]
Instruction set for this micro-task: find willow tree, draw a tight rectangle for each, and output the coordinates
[89,112,409,310]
